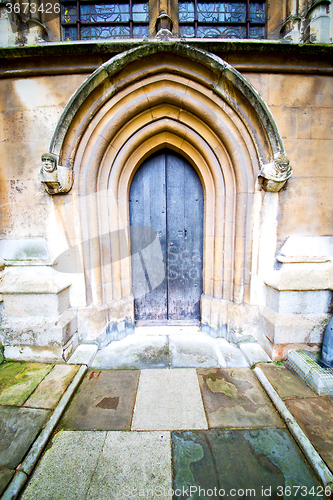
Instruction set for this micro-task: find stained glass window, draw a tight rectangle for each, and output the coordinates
[61,0,149,40]
[179,1,266,39]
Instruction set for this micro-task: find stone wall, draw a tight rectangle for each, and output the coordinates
[0,42,332,360]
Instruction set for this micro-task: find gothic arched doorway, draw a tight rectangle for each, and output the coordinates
[129,149,204,325]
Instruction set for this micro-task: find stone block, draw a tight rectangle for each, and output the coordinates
[3,345,66,363]
[239,343,271,366]
[265,287,332,315]
[0,406,50,469]
[59,370,139,430]
[169,333,223,368]
[24,364,79,410]
[216,339,249,367]
[90,334,169,370]
[77,296,134,346]
[20,430,172,500]
[0,362,53,406]
[67,344,98,366]
[285,397,333,472]
[259,306,330,345]
[1,308,77,347]
[131,368,208,430]
[172,429,320,496]
[197,368,283,429]
[258,363,317,400]
[3,289,70,317]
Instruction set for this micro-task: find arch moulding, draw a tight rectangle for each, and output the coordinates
[41,43,292,346]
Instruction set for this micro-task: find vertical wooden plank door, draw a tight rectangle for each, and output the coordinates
[129,149,203,324]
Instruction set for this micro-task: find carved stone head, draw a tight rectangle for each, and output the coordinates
[41,153,57,173]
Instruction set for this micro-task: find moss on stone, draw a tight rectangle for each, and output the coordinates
[0,361,53,406]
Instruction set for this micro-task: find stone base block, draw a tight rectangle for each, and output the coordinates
[257,330,320,362]
[2,289,70,317]
[4,345,65,363]
[78,296,134,347]
[0,309,77,348]
[201,295,258,342]
[259,306,330,345]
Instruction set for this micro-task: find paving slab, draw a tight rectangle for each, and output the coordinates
[0,405,50,469]
[132,369,208,430]
[24,364,79,409]
[0,469,15,496]
[258,362,317,400]
[217,339,249,367]
[67,344,98,366]
[90,334,170,369]
[172,429,320,499]
[197,368,284,429]
[285,396,333,473]
[21,430,172,500]
[0,362,53,406]
[59,369,139,430]
[85,431,172,500]
[239,342,271,366]
[169,334,223,368]
[20,430,106,500]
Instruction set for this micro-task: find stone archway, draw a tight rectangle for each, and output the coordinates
[41,43,291,346]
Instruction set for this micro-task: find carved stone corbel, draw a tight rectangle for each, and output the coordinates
[259,154,292,192]
[40,153,73,194]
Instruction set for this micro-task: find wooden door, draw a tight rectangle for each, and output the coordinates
[129,149,203,324]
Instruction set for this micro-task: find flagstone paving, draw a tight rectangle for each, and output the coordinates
[24,364,79,410]
[1,358,333,500]
[0,362,53,406]
[0,469,15,497]
[169,334,224,368]
[258,362,317,399]
[171,428,321,499]
[59,370,140,430]
[20,430,172,500]
[131,369,208,430]
[285,396,333,473]
[0,405,50,469]
[197,368,284,429]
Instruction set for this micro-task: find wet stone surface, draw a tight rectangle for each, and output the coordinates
[258,362,317,399]
[172,429,320,500]
[197,368,284,429]
[0,362,53,406]
[59,370,140,430]
[0,405,50,469]
[0,468,15,496]
[285,396,333,473]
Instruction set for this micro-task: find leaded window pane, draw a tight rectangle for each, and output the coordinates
[81,25,131,38]
[80,4,130,23]
[197,25,246,37]
[62,0,148,40]
[179,0,266,39]
[132,3,149,22]
[179,2,195,22]
[249,2,265,22]
[62,5,77,23]
[197,3,246,23]
[133,24,149,37]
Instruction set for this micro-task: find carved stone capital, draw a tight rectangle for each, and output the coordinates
[259,154,292,192]
[40,153,73,194]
